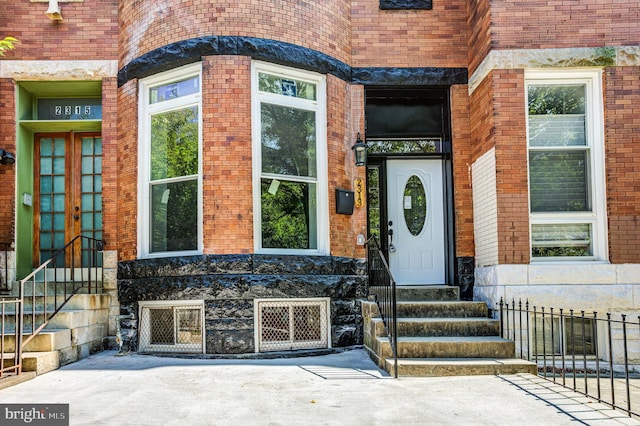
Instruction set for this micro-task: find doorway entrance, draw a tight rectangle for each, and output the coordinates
[387,159,445,284]
[33,132,103,267]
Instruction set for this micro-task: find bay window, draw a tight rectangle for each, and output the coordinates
[252,62,328,254]
[526,70,606,261]
[139,64,202,257]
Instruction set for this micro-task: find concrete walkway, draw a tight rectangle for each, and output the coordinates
[1,349,639,426]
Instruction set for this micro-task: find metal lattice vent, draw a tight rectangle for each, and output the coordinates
[255,298,331,352]
[139,301,204,353]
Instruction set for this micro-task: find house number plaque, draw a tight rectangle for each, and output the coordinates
[38,98,102,120]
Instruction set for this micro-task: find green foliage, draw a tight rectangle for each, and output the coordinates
[261,180,312,249]
[0,37,18,56]
[528,85,585,115]
[149,106,199,252]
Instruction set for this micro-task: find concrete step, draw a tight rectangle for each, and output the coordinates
[2,322,107,352]
[2,351,59,375]
[396,301,490,318]
[2,329,72,352]
[372,317,500,338]
[2,308,108,332]
[370,285,459,302]
[377,336,516,359]
[3,294,110,312]
[384,358,538,377]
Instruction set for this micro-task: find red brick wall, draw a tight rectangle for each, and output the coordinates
[202,56,253,254]
[327,75,367,258]
[489,0,639,51]
[2,0,117,60]
[101,77,118,252]
[470,70,529,265]
[351,0,467,68]
[119,0,352,67]
[0,79,16,243]
[451,85,474,258]
[467,0,492,76]
[116,80,138,261]
[605,66,640,264]
[469,75,495,163]
[492,70,529,265]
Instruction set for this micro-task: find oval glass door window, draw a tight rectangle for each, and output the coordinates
[403,175,427,236]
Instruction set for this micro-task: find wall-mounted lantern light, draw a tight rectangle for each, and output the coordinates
[46,0,63,21]
[351,132,367,167]
[0,149,15,165]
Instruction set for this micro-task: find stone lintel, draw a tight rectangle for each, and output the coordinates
[469,46,640,94]
[0,60,118,80]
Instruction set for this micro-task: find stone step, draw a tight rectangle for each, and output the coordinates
[396,301,490,318]
[2,351,59,375]
[372,317,500,338]
[2,329,71,352]
[11,283,103,298]
[2,322,108,351]
[2,294,110,313]
[370,285,459,302]
[383,358,538,377]
[2,308,109,331]
[377,336,515,359]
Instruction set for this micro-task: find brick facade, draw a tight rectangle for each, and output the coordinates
[605,66,640,264]
[2,1,118,61]
[0,79,16,243]
[1,0,640,354]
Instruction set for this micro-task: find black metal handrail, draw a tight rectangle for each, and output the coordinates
[365,236,398,378]
[19,236,104,350]
[499,298,640,418]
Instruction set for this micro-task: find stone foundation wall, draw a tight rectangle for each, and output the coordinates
[118,254,367,354]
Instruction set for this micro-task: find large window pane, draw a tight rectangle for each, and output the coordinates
[531,224,592,257]
[261,104,316,177]
[151,179,198,253]
[261,179,317,250]
[529,151,589,212]
[151,107,199,181]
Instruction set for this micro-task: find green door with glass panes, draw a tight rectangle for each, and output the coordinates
[34,133,102,267]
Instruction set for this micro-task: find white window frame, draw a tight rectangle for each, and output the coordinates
[138,300,205,354]
[254,297,331,352]
[251,61,329,255]
[138,63,203,258]
[525,69,608,262]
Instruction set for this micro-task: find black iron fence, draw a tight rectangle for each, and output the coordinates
[20,236,104,349]
[498,298,640,418]
[366,236,398,378]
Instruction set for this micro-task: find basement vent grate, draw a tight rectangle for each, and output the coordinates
[138,300,205,354]
[254,298,331,352]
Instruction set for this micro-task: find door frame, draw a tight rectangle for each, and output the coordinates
[33,131,102,267]
[367,155,455,285]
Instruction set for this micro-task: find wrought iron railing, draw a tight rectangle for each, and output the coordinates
[20,236,104,349]
[499,298,640,418]
[0,297,22,377]
[366,236,398,378]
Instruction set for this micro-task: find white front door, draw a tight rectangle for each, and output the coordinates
[387,159,445,284]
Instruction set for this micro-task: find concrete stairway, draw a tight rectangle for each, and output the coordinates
[1,292,110,376]
[362,285,537,376]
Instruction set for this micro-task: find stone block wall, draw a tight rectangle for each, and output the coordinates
[118,254,367,354]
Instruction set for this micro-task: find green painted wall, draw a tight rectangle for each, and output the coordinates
[16,85,34,279]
